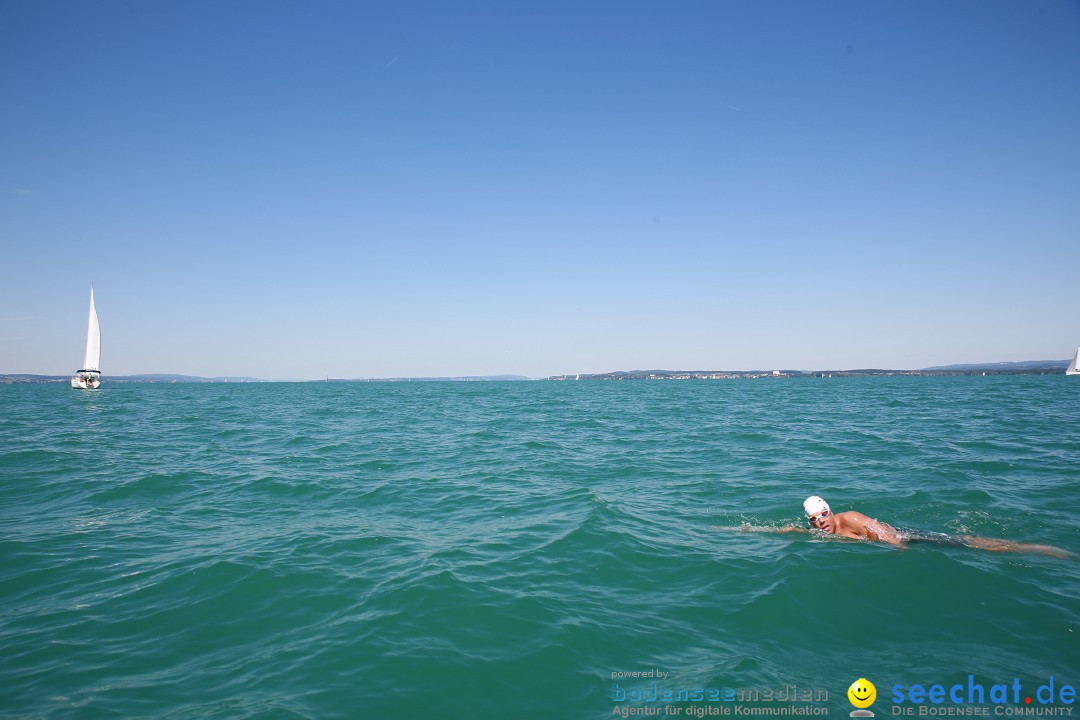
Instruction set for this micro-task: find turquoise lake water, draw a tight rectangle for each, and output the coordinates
[1,377,1078,719]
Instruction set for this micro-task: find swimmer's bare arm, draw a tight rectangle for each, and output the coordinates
[863,519,902,545]
[835,511,902,545]
[713,524,808,534]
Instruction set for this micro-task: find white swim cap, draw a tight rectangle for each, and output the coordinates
[803,496,830,517]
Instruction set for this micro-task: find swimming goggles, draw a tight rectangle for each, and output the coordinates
[807,509,830,524]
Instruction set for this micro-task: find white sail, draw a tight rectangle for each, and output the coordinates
[1067,347,1080,376]
[83,287,100,371]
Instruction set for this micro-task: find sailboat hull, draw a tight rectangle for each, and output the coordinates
[71,371,101,389]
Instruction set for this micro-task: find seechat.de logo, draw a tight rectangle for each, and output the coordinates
[849,679,877,718]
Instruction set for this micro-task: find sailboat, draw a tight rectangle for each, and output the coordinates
[71,286,101,389]
[1067,347,1080,376]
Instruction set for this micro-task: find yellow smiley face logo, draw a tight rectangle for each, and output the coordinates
[848,679,876,709]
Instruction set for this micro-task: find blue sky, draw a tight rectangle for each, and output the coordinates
[2,1,1078,379]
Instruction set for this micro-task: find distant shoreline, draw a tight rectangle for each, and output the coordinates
[0,361,1069,384]
[548,367,1067,381]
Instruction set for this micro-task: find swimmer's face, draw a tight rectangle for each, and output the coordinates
[807,508,833,533]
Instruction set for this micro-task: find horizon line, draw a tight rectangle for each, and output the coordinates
[1,358,1072,383]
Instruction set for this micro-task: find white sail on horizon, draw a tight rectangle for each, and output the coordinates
[1067,347,1079,376]
[82,287,100,372]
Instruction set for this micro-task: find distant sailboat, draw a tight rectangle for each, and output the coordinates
[1067,347,1080,376]
[71,287,101,389]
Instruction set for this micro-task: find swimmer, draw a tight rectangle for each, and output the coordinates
[720,496,1068,557]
